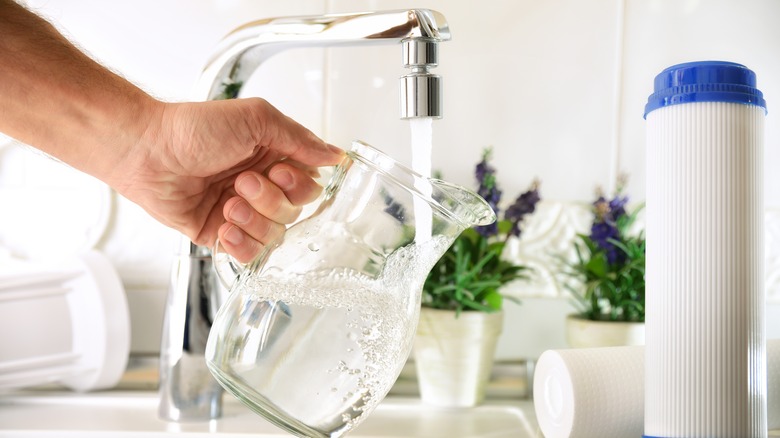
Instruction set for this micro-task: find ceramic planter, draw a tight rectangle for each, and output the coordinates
[565,313,645,348]
[413,307,503,407]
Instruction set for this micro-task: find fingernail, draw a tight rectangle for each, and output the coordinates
[228,201,251,224]
[269,169,294,190]
[328,144,344,155]
[223,225,244,246]
[237,174,262,198]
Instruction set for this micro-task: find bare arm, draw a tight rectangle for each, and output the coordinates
[0,0,158,182]
[0,0,344,261]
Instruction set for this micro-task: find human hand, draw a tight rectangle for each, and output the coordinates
[113,97,344,263]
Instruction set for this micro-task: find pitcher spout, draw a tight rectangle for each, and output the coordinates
[431,180,496,228]
[347,141,496,231]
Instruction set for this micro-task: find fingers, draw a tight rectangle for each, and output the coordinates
[267,161,324,205]
[218,222,265,264]
[218,163,326,263]
[235,172,303,224]
[218,198,285,264]
[224,197,286,242]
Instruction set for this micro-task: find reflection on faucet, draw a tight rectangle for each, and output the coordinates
[158,9,450,421]
[158,242,225,421]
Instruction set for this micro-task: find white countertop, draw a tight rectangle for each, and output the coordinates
[0,390,541,438]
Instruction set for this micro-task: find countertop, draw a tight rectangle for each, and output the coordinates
[0,389,541,437]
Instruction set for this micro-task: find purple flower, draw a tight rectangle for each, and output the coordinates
[474,151,502,238]
[590,194,630,265]
[609,195,628,221]
[590,220,621,264]
[505,182,541,238]
[469,149,542,240]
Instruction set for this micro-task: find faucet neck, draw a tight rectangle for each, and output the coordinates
[196,9,451,113]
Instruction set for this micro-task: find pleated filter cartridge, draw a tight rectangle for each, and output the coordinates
[644,61,767,437]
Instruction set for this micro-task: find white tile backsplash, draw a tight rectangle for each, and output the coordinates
[327,0,624,201]
[4,0,780,360]
[620,0,780,204]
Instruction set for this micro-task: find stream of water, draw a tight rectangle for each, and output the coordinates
[409,118,434,243]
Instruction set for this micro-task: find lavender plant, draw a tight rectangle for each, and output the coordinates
[422,148,541,314]
[567,178,646,322]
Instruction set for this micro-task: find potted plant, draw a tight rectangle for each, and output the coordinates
[413,148,541,407]
[564,177,646,348]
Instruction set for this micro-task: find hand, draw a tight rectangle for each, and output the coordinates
[0,1,345,263]
[113,97,344,263]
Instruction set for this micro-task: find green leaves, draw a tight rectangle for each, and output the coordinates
[423,151,540,315]
[566,204,646,322]
[585,251,608,278]
[422,224,529,315]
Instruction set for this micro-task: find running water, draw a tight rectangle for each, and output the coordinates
[410,117,433,178]
[409,118,434,243]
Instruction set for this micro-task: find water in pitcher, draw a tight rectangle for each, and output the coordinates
[206,235,452,437]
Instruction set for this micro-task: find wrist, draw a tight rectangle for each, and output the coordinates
[101,95,166,192]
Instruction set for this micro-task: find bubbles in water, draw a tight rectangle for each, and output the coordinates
[219,235,455,435]
[308,242,320,252]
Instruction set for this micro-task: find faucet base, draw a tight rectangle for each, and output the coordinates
[158,354,223,421]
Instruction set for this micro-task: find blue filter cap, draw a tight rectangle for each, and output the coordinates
[644,60,767,118]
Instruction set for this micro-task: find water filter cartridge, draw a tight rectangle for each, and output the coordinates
[644,61,767,437]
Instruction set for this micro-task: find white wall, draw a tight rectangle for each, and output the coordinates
[3,0,780,360]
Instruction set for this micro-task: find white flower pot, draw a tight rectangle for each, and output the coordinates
[565,313,645,348]
[413,307,503,407]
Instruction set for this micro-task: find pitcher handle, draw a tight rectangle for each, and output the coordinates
[212,238,246,290]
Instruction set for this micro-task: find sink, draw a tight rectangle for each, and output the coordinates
[0,390,540,437]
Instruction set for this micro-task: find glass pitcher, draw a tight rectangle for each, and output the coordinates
[205,141,495,438]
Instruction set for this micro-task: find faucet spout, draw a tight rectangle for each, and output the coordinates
[196,9,451,118]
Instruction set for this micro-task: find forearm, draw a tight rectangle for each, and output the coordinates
[0,0,161,182]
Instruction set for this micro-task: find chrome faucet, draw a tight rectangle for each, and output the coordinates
[196,9,450,117]
[158,9,451,421]
[158,241,224,421]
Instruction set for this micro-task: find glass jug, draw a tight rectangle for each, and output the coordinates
[205,141,495,438]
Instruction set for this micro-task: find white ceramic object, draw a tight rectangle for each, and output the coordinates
[564,314,644,348]
[534,345,645,438]
[0,251,130,391]
[60,251,131,391]
[413,308,503,407]
[645,62,767,436]
[534,339,780,437]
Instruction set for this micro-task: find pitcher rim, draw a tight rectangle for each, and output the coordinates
[348,140,496,228]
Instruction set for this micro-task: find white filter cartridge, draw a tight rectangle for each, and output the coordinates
[644,61,767,437]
